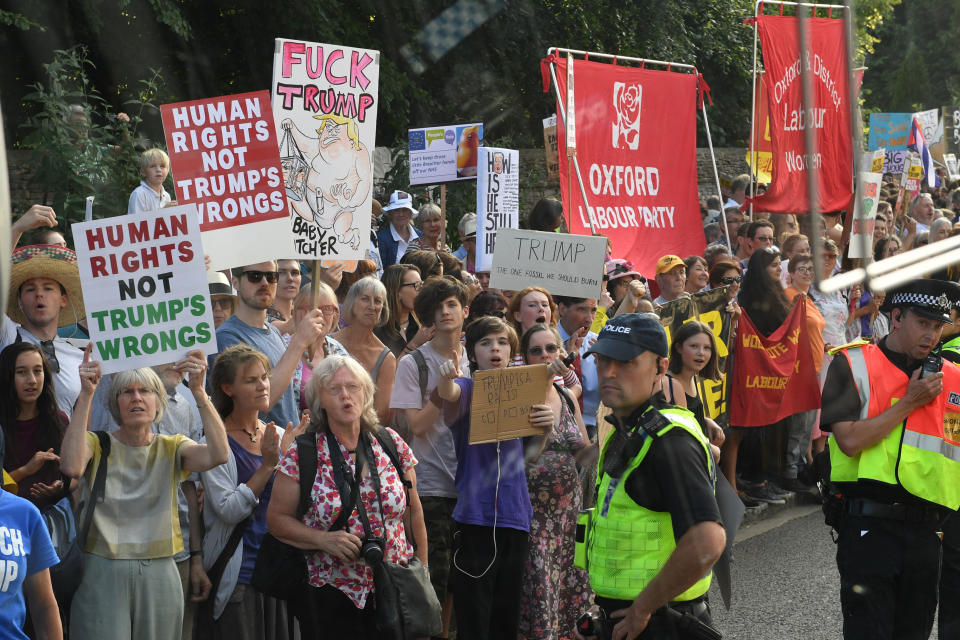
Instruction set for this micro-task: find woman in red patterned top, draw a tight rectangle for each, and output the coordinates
[267,355,428,639]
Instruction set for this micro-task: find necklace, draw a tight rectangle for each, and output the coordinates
[227,417,259,443]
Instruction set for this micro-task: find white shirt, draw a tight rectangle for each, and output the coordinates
[558,323,599,427]
[390,223,419,260]
[128,180,171,213]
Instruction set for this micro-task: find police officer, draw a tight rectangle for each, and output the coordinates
[938,295,960,640]
[821,279,960,640]
[577,314,725,640]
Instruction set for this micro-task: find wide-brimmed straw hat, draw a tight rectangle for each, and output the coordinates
[8,244,85,328]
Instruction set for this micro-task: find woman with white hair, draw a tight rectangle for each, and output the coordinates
[60,348,229,640]
[402,203,447,256]
[267,356,427,638]
[931,216,953,243]
[332,278,396,426]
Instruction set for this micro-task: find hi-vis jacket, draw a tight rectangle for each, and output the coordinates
[828,342,960,509]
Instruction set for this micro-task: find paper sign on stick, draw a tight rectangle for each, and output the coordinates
[408,123,484,185]
[72,204,217,374]
[884,149,907,177]
[868,112,912,150]
[469,364,548,444]
[161,91,290,271]
[271,38,378,263]
[489,229,606,299]
[848,172,884,259]
[475,147,519,273]
[543,115,559,180]
[945,153,960,181]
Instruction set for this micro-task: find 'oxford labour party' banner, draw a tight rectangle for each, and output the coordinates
[272,39,378,262]
[544,55,705,277]
[746,15,852,214]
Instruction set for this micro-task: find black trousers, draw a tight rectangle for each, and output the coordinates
[836,513,941,640]
[940,512,960,639]
[293,583,378,639]
[596,596,714,640]
[450,523,528,640]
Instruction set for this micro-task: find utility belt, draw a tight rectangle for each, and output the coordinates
[845,497,944,525]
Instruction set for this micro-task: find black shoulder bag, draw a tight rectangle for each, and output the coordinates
[250,432,320,600]
[338,429,441,640]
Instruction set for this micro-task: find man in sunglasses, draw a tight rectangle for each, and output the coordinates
[212,261,325,428]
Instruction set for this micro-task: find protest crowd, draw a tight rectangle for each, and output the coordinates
[6,13,960,640]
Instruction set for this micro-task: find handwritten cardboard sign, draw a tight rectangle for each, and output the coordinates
[408,123,484,185]
[469,364,548,444]
[271,38,378,263]
[868,112,912,150]
[489,229,606,299]
[72,204,216,374]
[161,91,290,271]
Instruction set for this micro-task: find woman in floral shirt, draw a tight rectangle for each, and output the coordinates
[267,355,427,638]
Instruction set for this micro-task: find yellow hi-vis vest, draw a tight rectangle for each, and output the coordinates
[828,343,960,509]
[942,335,960,361]
[586,406,715,601]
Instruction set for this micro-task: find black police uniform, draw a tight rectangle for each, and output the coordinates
[820,280,960,640]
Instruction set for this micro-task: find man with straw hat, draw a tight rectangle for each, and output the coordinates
[1,244,87,417]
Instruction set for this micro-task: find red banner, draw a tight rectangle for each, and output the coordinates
[746,15,853,214]
[730,297,820,427]
[161,90,287,232]
[543,56,705,277]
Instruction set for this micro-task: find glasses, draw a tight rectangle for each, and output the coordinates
[324,382,362,396]
[464,274,479,285]
[39,340,60,374]
[400,281,423,291]
[242,270,280,284]
[528,344,559,357]
[795,266,814,274]
[720,276,742,285]
[319,305,338,317]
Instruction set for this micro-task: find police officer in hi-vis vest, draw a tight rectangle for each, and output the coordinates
[936,293,960,640]
[575,314,725,640]
[821,279,960,640]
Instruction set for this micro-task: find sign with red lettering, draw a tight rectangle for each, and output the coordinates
[161,91,290,271]
[730,297,820,427]
[543,55,705,277]
[272,39,378,263]
[746,15,853,215]
[72,204,216,374]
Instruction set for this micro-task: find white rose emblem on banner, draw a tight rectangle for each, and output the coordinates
[612,82,642,150]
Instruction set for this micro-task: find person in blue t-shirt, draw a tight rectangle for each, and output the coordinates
[436,316,556,640]
[0,486,61,639]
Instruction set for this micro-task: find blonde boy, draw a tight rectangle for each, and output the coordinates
[128,148,172,213]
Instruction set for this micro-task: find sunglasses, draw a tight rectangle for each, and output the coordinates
[528,344,559,357]
[401,281,423,291]
[720,276,742,285]
[242,270,280,284]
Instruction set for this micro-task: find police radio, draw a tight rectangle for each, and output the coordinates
[921,352,943,379]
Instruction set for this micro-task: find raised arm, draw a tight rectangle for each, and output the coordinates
[178,350,229,472]
[268,310,324,410]
[11,205,57,249]
[60,344,99,478]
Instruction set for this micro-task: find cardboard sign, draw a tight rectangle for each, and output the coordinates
[543,115,559,180]
[161,91,290,271]
[271,38,378,263]
[489,229,606,299]
[883,149,907,177]
[72,205,216,374]
[905,156,924,192]
[861,149,885,174]
[469,364,548,444]
[868,112,912,150]
[408,123,484,185]
[475,147,519,272]
[848,172,884,259]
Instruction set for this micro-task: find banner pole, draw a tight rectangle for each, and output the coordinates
[701,98,732,253]
[548,55,596,235]
[797,4,825,290]
[843,0,870,278]
[749,2,760,221]
[440,183,447,250]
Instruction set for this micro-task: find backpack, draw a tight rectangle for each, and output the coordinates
[389,348,429,442]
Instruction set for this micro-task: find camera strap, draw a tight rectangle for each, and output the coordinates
[325,429,365,533]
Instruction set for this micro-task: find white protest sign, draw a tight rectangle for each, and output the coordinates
[543,115,558,180]
[73,205,216,374]
[884,149,908,177]
[848,172,883,259]
[408,123,483,185]
[861,149,885,174]
[946,153,960,181]
[475,147,519,272]
[272,39,378,263]
[490,229,606,299]
[914,108,942,145]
